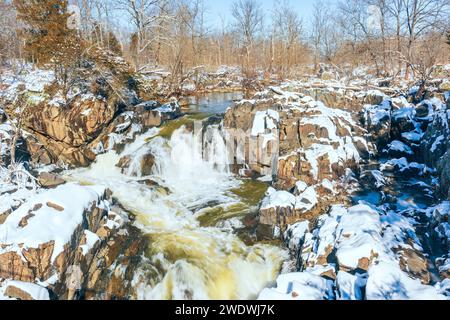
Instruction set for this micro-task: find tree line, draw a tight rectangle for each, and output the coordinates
[0,0,449,84]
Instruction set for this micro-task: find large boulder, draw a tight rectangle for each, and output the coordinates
[0,183,148,300]
[38,172,66,188]
[224,90,366,190]
[261,204,446,300]
[1,49,180,168]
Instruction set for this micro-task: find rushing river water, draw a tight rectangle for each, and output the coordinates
[65,93,287,300]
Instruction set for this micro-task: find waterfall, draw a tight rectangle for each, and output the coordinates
[65,119,287,300]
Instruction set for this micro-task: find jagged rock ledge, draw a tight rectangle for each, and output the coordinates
[0,183,147,300]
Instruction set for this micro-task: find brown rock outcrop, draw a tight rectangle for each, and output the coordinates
[0,186,147,300]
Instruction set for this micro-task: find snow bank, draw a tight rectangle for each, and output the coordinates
[366,261,445,300]
[258,272,331,300]
[0,183,106,262]
[264,203,447,300]
[261,186,319,214]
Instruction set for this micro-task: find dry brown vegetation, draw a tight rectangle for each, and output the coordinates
[0,0,449,91]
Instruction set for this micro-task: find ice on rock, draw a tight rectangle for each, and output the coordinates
[300,205,347,265]
[251,109,279,136]
[401,131,423,142]
[336,270,367,300]
[391,96,410,109]
[295,186,318,212]
[436,279,450,297]
[430,135,445,153]
[361,170,386,188]
[294,181,308,194]
[321,179,335,193]
[393,107,415,121]
[261,186,318,214]
[260,187,296,210]
[381,157,431,175]
[363,102,390,126]
[0,280,50,300]
[79,230,101,256]
[284,221,310,252]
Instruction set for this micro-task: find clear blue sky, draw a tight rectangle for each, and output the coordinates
[204,0,317,31]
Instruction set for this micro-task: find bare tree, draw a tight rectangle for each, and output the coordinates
[384,0,405,72]
[0,86,31,166]
[311,0,339,73]
[408,32,446,100]
[116,0,173,69]
[177,0,208,67]
[231,0,264,77]
[402,0,449,79]
[338,0,384,75]
[272,0,303,78]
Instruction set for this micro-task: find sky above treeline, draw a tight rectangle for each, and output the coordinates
[206,0,317,29]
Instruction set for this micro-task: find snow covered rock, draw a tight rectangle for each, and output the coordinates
[1,280,50,300]
[225,88,367,238]
[362,100,392,148]
[366,261,445,300]
[360,170,386,189]
[225,89,367,189]
[133,100,182,128]
[336,271,367,300]
[0,181,148,300]
[258,272,332,300]
[276,100,364,190]
[334,205,382,272]
[0,59,181,168]
[386,140,414,158]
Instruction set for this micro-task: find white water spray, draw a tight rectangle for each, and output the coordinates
[66,120,286,300]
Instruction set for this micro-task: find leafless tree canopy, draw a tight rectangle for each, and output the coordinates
[1,0,449,82]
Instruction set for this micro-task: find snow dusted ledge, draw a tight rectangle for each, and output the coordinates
[258,204,448,300]
[0,280,50,300]
[0,183,122,291]
[0,183,107,264]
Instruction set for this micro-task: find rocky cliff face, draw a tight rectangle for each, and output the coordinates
[224,86,371,238]
[0,182,147,300]
[1,51,181,168]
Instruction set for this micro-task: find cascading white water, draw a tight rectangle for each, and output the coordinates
[65,120,287,300]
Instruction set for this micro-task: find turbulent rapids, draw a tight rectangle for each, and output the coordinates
[65,118,287,300]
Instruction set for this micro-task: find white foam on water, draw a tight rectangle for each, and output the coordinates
[66,122,286,300]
